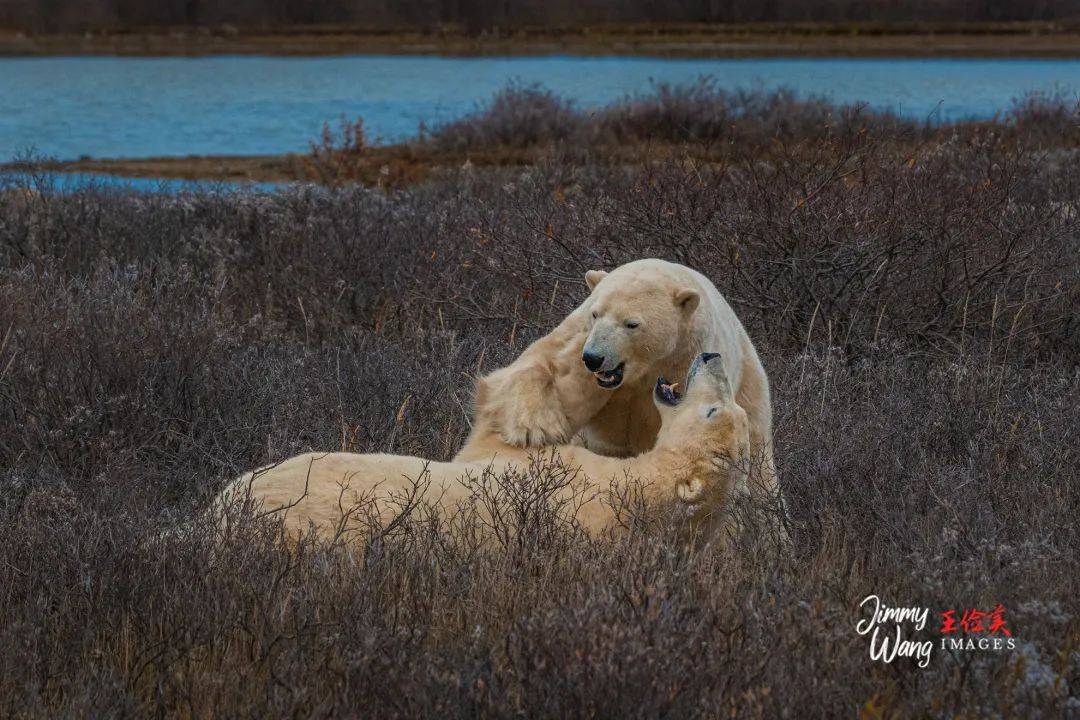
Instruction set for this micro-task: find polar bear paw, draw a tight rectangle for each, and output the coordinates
[497,393,572,447]
[481,361,574,448]
[677,478,705,504]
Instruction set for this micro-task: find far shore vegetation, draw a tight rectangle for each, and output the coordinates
[6,0,1080,36]
[5,21,1080,57]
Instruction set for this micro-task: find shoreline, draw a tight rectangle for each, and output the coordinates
[5,23,1080,58]
[10,154,312,183]
[1,146,541,186]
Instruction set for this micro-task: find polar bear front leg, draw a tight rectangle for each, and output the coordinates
[490,322,611,448]
[490,360,575,447]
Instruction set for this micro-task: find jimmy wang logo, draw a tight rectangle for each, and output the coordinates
[856,595,1017,668]
[856,595,934,668]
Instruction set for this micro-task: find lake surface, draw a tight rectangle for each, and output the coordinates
[2,55,1079,161]
[1,170,284,193]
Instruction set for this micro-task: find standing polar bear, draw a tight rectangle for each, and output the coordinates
[458,259,778,502]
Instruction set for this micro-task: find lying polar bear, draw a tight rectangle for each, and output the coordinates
[218,354,749,540]
[457,258,778,502]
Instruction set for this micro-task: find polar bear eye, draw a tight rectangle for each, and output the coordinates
[624,321,639,329]
[591,311,598,319]
[706,407,717,419]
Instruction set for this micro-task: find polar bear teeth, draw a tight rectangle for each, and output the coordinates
[655,377,682,404]
[594,362,624,387]
[661,382,681,403]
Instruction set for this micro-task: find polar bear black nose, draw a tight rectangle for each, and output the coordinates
[583,351,604,371]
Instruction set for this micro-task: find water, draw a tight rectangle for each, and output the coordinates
[2,55,1079,161]
[1,170,284,193]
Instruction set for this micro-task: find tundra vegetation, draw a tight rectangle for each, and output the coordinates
[0,85,1077,717]
[4,0,1080,33]
[9,1,1080,57]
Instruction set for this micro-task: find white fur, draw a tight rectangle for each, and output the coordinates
[217,355,750,541]
[459,259,779,501]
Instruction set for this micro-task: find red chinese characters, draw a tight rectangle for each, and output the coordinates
[939,604,1011,637]
[988,604,1013,637]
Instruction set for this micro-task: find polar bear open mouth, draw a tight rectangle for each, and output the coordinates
[594,362,624,389]
[654,376,682,406]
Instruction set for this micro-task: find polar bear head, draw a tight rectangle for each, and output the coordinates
[582,261,701,389]
[651,352,750,506]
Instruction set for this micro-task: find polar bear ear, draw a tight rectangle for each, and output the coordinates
[674,288,700,314]
[585,270,608,291]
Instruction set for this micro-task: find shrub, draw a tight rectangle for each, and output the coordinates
[426,82,582,152]
[1007,89,1080,145]
[1,103,1077,715]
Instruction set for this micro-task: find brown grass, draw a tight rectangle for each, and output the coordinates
[1,90,1078,715]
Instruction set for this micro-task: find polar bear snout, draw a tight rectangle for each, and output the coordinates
[582,338,625,388]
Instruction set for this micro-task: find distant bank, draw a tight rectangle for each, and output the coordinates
[10,155,308,184]
[5,22,1080,58]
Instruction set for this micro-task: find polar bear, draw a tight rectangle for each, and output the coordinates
[456,259,779,502]
[218,354,749,540]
